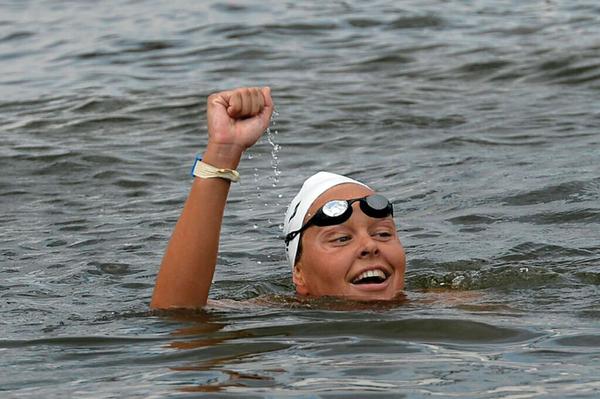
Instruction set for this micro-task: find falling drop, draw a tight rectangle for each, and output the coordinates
[266,109,281,189]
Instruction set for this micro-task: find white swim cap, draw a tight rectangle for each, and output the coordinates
[283,171,370,268]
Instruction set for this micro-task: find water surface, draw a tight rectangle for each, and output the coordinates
[1,0,599,397]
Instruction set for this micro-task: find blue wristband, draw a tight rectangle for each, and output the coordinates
[190,155,202,177]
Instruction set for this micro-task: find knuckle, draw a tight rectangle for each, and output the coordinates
[207,93,218,103]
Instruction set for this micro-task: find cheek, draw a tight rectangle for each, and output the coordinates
[397,241,406,259]
[387,241,406,267]
[303,244,353,281]
[308,248,347,272]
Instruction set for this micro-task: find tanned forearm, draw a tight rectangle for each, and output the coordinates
[150,145,242,309]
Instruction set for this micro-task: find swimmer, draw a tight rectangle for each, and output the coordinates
[150,87,406,309]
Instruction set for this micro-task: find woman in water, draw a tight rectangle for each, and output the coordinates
[150,87,406,309]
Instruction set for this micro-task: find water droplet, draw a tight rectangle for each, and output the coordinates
[266,119,281,189]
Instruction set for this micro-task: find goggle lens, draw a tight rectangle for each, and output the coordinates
[362,194,392,218]
[321,200,349,218]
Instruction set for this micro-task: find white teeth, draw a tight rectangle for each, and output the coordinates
[352,269,387,284]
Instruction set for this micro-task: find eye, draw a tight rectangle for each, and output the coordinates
[330,235,351,243]
[370,220,396,239]
[373,230,393,239]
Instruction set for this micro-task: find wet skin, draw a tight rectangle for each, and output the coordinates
[293,183,406,301]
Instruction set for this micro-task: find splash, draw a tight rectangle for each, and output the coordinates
[246,109,282,232]
[408,265,563,290]
[267,110,284,233]
[266,109,281,189]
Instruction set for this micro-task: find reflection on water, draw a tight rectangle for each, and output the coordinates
[162,312,276,393]
[1,0,600,397]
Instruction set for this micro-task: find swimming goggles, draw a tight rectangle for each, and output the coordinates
[284,194,394,245]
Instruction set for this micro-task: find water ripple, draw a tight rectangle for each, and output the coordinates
[1,0,600,396]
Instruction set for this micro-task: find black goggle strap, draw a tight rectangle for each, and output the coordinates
[284,230,300,245]
[284,204,350,245]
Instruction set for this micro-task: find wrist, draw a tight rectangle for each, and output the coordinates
[191,157,240,183]
[203,142,244,169]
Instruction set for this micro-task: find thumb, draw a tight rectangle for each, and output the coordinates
[261,86,273,108]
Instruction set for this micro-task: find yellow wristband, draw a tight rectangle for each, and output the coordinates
[191,157,240,183]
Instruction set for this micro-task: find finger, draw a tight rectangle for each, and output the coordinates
[250,87,263,116]
[207,90,232,111]
[258,87,274,128]
[261,86,272,109]
[227,91,243,118]
[240,88,253,117]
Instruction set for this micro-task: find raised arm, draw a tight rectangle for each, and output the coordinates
[150,87,273,309]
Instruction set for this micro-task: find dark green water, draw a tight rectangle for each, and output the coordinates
[1,1,599,397]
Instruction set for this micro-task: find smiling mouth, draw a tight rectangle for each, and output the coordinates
[351,269,390,285]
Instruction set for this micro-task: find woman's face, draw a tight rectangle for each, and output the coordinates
[293,183,406,301]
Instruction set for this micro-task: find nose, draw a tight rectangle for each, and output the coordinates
[358,234,379,258]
